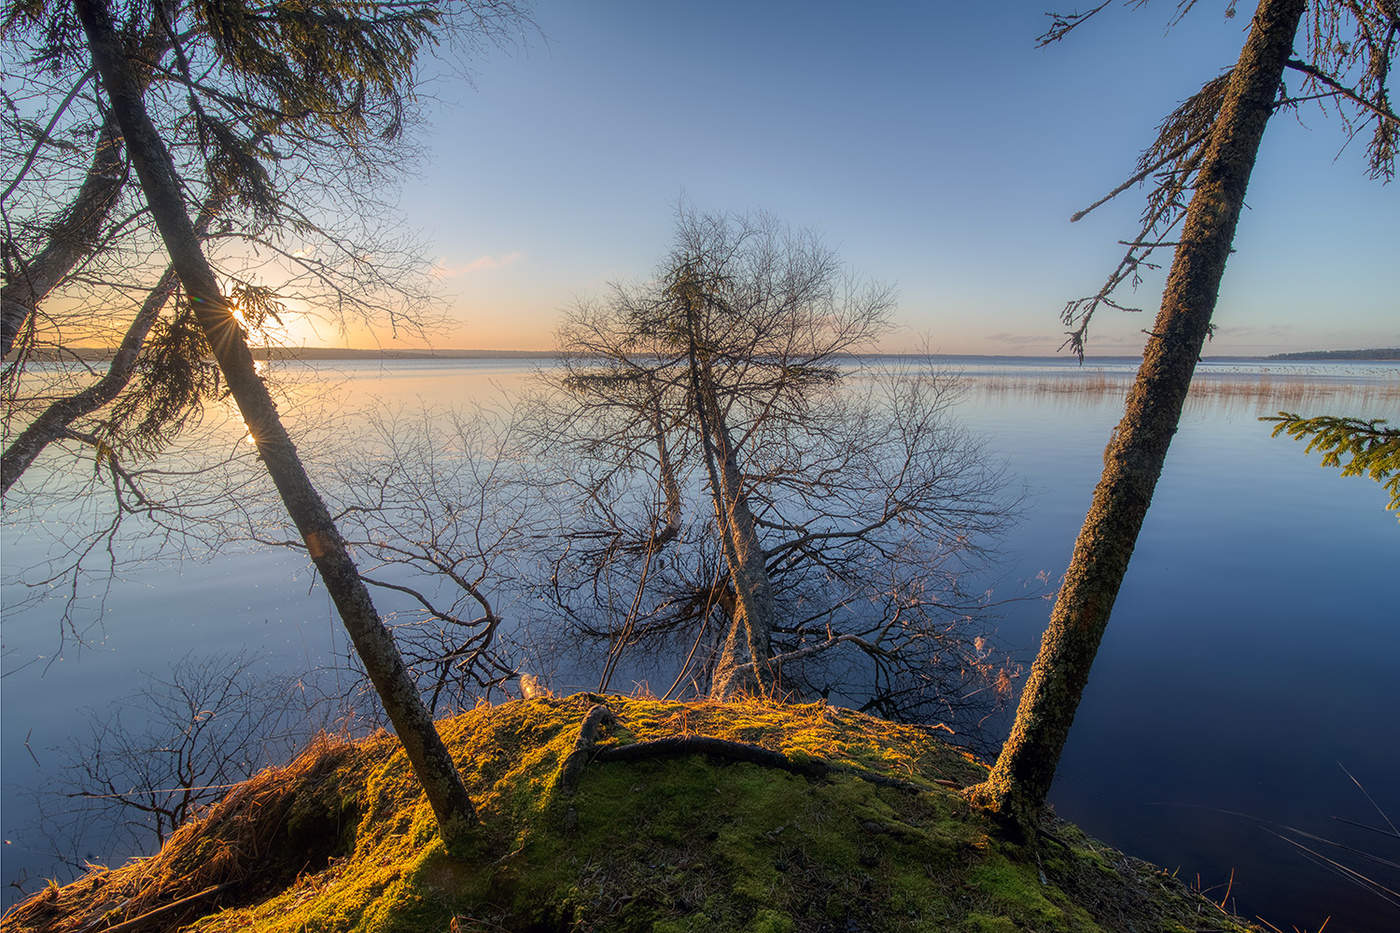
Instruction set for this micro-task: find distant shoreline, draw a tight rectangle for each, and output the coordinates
[26,347,1400,362]
[1264,348,1400,361]
[251,347,561,361]
[26,347,561,362]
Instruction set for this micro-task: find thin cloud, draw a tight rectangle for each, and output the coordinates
[1212,324,1293,339]
[433,251,524,279]
[985,332,1060,347]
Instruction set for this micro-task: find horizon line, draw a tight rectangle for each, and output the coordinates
[33,346,1400,363]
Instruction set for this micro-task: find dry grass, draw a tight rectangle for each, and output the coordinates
[1,735,372,933]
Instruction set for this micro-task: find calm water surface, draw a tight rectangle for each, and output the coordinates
[3,356,1397,929]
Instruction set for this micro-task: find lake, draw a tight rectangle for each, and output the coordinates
[2,355,1397,930]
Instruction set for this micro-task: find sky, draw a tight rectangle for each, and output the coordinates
[321,0,1397,356]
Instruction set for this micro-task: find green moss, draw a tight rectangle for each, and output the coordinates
[963,913,1021,932]
[966,853,1091,931]
[744,908,795,933]
[7,695,1266,933]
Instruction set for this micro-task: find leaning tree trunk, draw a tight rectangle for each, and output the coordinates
[73,0,477,850]
[677,289,776,698]
[967,0,1307,832]
[704,396,777,698]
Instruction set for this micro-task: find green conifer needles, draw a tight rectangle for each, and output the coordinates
[1263,411,1400,517]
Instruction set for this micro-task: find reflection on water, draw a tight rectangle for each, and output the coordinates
[2,356,1398,928]
[955,360,1398,933]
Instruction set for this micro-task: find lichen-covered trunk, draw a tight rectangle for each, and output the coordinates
[649,395,683,546]
[74,0,477,850]
[969,0,1307,830]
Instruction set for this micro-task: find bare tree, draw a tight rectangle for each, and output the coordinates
[968,0,1398,833]
[539,209,1018,714]
[35,653,331,873]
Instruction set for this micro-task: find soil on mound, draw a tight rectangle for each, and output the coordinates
[1,695,1259,932]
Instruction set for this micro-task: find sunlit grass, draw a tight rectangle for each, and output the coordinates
[1,696,1263,933]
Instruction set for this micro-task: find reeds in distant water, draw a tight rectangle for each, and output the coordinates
[969,370,1400,416]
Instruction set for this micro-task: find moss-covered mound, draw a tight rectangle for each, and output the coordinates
[2,695,1258,932]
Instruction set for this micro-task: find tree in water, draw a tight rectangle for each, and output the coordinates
[543,209,1017,713]
[968,0,1398,832]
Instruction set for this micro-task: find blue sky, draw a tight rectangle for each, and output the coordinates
[358,0,1397,355]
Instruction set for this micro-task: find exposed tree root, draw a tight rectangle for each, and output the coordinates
[575,711,932,794]
[594,735,825,777]
[557,703,618,795]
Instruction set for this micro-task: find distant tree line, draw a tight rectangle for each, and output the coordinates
[1266,348,1400,361]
